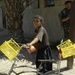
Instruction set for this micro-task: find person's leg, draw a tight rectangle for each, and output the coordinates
[43,46,52,72]
[36,46,53,74]
[36,49,45,74]
[45,62,52,72]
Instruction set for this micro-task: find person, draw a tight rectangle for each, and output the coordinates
[59,1,72,39]
[23,15,52,74]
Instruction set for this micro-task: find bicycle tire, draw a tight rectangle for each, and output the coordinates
[13,65,43,75]
[44,70,58,75]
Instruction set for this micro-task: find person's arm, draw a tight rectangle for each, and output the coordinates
[27,28,44,47]
[22,38,39,49]
[29,37,39,45]
[60,9,70,23]
[61,17,70,22]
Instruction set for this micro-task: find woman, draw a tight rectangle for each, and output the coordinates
[24,15,52,74]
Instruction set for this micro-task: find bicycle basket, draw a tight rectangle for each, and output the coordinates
[56,39,75,58]
[0,38,21,60]
[60,44,75,58]
[57,39,73,50]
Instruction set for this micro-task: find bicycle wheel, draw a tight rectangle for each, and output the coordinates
[13,65,44,75]
[44,70,58,75]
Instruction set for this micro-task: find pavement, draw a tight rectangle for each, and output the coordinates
[0,28,75,75]
[0,57,75,75]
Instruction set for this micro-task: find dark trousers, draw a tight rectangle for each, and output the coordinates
[36,46,52,73]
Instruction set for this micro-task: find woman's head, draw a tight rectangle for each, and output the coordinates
[33,15,44,29]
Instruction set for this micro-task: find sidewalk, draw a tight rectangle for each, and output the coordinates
[0,57,75,75]
[58,58,75,75]
[0,28,75,75]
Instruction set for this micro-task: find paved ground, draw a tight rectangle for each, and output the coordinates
[0,28,75,75]
[0,54,75,75]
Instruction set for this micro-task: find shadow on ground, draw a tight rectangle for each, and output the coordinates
[0,28,36,65]
[17,48,36,64]
[0,28,61,65]
[0,73,7,75]
[60,67,71,72]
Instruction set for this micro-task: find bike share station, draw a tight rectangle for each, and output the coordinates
[0,36,75,75]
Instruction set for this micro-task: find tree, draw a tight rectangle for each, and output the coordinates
[1,0,37,43]
[2,0,26,43]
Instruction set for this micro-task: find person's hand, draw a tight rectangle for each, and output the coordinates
[21,44,30,49]
[26,43,36,54]
[22,43,31,49]
[26,43,32,48]
[67,17,70,20]
[21,44,26,48]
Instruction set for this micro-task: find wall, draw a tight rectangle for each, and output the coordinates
[0,1,65,43]
[0,7,3,28]
[0,4,64,42]
[0,0,65,64]
[23,6,64,43]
